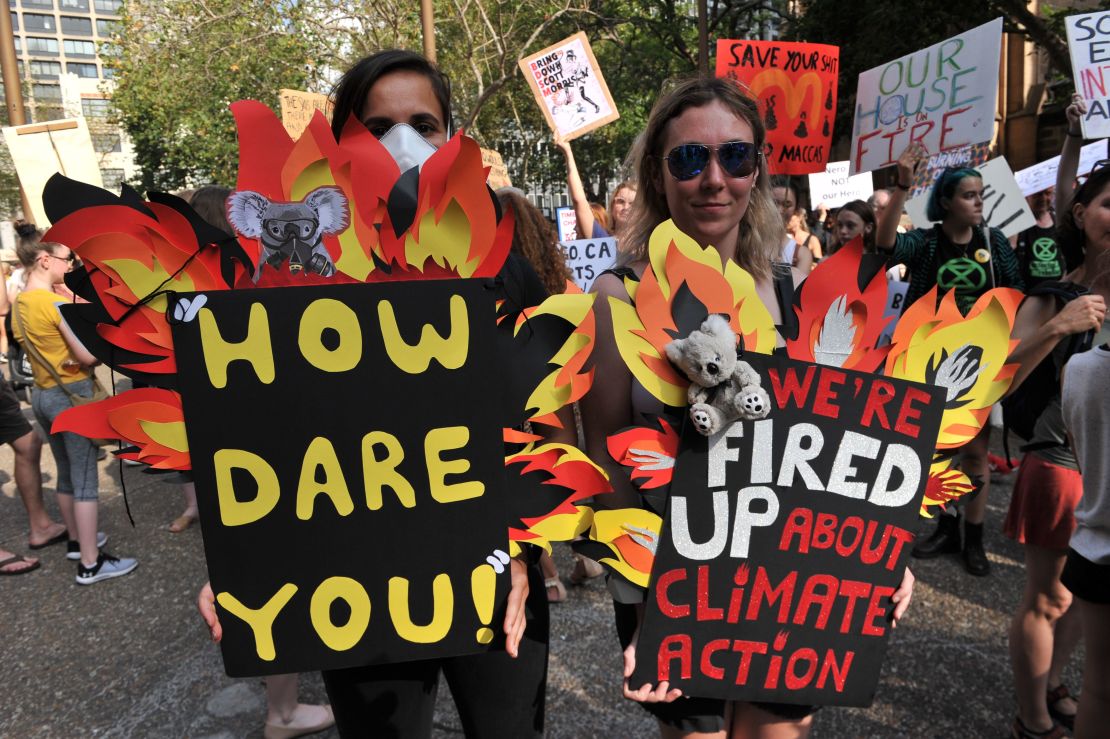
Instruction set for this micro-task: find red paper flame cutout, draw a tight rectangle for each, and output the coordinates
[607,418,680,489]
[51,389,189,470]
[785,237,892,372]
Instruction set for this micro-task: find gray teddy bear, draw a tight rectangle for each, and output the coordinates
[664,314,772,436]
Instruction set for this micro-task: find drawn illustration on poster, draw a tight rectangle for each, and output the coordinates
[716,40,840,175]
[519,32,620,140]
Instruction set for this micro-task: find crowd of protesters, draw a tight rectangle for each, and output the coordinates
[3,42,1109,739]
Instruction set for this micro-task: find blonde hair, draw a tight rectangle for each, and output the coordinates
[619,77,784,281]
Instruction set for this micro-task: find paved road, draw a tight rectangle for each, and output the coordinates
[0,386,1080,737]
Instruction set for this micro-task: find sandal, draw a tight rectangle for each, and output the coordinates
[0,554,41,576]
[568,554,604,585]
[1011,716,1066,739]
[1046,684,1077,732]
[164,513,197,533]
[545,577,566,603]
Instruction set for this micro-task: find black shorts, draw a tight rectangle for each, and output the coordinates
[613,601,817,731]
[0,375,32,445]
[1062,547,1110,604]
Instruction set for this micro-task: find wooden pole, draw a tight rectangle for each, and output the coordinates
[697,0,708,75]
[0,6,34,221]
[421,0,436,63]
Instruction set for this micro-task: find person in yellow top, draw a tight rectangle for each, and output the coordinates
[12,234,138,585]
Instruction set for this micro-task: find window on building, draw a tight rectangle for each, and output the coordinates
[100,65,115,79]
[25,37,59,56]
[60,0,89,9]
[95,17,116,35]
[12,36,19,52]
[29,60,61,78]
[93,0,118,12]
[23,13,55,31]
[63,39,96,56]
[67,62,98,78]
[81,97,111,117]
[34,105,65,122]
[22,0,54,9]
[9,11,17,30]
[92,132,120,152]
[101,168,124,189]
[60,15,92,34]
[32,83,61,100]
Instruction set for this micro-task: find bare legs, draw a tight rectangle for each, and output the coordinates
[11,430,64,545]
[263,674,333,738]
[1009,545,1078,731]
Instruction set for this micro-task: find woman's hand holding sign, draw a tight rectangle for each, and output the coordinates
[890,567,915,627]
[622,604,683,704]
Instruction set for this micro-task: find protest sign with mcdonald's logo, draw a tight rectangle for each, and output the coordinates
[716,40,840,175]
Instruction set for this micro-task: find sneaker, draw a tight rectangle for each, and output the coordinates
[66,531,109,561]
[75,552,138,585]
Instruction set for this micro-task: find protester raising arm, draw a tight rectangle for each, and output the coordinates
[554,131,604,239]
[1056,95,1088,217]
[875,142,926,252]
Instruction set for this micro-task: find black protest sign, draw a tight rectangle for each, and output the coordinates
[172,279,510,676]
[630,352,944,706]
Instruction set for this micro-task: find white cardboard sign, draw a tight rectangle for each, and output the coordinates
[904,157,1035,238]
[807,161,875,208]
[2,117,103,226]
[1067,11,1110,139]
[850,18,1002,175]
[1013,140,1109,196]
[556,206,578,242]
[559,237,617,292]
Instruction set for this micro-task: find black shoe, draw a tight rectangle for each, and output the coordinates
[912,513,961,559]
[962,522,990,576]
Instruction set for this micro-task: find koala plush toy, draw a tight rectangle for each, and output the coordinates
[664,314,772,436]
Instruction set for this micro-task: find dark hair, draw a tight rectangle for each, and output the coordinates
[329,50,452,140]
[497,189,570,295]
[771,177,799,201]
[837,199,877,252]
[1058,166,1110,267]
[925,166,981,222]
[188,186,234,236]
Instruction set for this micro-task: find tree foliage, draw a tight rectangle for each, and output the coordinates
[105,0,327,192]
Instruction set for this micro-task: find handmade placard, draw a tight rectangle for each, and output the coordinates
[850,18,1002,175]
[904,157,1035,238]
[628,352,944,705]
[481,148,513,190]
[556,206,579,242]
[807,162,874,209]
[1067,10,1110,139]
[1,118,103,226]
[716,40,840,175]
[907,142,992,198]
[560,237,617,291]
[44,102,605,678]
[278,89,333,141]
[518,32,620,140]
[1014,140,1109,196]
[171,280,510,675]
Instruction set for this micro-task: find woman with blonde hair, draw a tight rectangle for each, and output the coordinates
[581,76,914,739]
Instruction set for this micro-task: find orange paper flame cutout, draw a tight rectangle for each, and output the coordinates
[607,418,680,490]
[610,220,777,406]
[885,287,1022,450]
[785,238,892,372]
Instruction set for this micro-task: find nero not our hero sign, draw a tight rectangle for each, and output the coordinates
[630,352,944,706]
[172,280,510,677]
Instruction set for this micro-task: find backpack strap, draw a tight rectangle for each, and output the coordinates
[599,265,638,282]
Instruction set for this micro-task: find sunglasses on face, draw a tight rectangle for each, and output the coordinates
[663,141,758,181]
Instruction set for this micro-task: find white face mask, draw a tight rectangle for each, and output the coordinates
[379,123,438,173]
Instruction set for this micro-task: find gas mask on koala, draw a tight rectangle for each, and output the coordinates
[379,123,438,173]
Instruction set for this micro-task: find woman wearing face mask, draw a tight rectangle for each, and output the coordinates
[582,76,915,739]
[876,143,1025,578]
[198,49,568,739]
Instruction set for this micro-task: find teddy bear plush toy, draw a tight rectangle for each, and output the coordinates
[664,314,772,436]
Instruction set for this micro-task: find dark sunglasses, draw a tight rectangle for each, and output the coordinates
[1075,158,1110,188]
[663,141,758,181]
